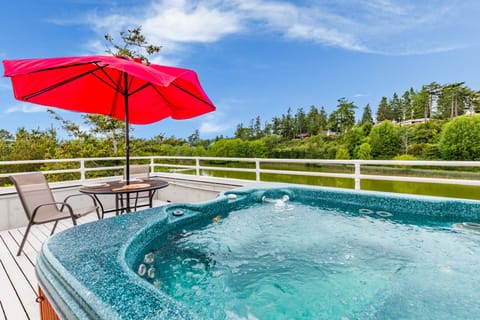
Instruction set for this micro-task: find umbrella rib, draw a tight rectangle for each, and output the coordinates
[22,65,108,101]
[28,61,103,73]
[149,83,170,104]
[94,64,124,93]
[170,82,215,108]
[91,71,122,93]
[129,82,151,96]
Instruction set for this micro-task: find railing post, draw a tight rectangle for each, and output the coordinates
[354,161,361,190]
[150,157,154,175]
[255,159,261,181]
[80,159,86,181]
[195,157,200,176]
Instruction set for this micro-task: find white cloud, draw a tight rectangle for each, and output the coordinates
[0,81,11,92]
[76,0,474,57]
[142,0,241,44]
[6,103,46,114]
[198,112,234,135]
[84,0,242,62]
[353,93,370,98]
[233,0,368,51]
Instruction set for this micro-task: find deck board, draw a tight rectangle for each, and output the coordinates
[0,212,106,320]
[0,240,33,320]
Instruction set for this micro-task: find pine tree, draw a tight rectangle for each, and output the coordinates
[376,97,392,122]
[360,104,373,125]
[390,93,402,122]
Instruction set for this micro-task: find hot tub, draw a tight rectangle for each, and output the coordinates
[37,183,480,319]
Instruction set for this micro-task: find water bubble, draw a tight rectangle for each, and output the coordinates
[227,193,237,200]
[282,195,290,202]
[144,252,155,264]
[137,264,147,276]
[359,208,373,214]
[147,267,156,279]
[376,211,393,217]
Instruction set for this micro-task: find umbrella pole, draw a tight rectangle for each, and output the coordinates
[124,72,130,186]
[124,72,131,213]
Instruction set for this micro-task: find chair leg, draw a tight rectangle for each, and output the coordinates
[134,192,139,212]
[50,221,59,236]
[17,221,34,256]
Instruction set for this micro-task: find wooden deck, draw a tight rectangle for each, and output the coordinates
[0,213,109,320]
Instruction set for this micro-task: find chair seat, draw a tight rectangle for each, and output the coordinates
[32,206,72,224]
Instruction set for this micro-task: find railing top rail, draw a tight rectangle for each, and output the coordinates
[1,157,480,166]
[0,158,80,165]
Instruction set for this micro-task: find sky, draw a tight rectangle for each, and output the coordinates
[0,0,480,140]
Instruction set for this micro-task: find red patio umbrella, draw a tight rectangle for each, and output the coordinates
[3,55,216,183]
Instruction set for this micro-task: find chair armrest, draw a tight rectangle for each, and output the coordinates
[63,193,99,209]
[32,202,74,219]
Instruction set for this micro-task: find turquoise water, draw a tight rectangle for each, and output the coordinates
[140,200,480,319]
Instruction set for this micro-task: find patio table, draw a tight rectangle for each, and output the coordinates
[79,178,169,218]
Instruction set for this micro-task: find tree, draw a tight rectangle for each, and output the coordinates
[318,107,328,133]
[356,142,372,160]
[341,126,365,158]
[271,117,282,136]
[360,104,373,125]
[390,93,402,122]
[0,129,14,161]
[187,129,200,146]
[294,108,307,136]
[84,114,125,154]
[437,82,470,119]
[10,128,58,161]
[376,97,392,122]
[335,146,350,159]
[328,98,356,133]
[104,26,161,64]
[425,82,441,118]
[281,108,295,139]
[305,106,321,135]
[401,88,414,120]
[369,120,400,159]
[412,87,430,119]
[234,123,252,140]
[252,116,263,139]
[438,115,480,160]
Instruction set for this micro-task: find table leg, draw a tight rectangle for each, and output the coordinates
[93,195,105,219]
[115,194,121,215]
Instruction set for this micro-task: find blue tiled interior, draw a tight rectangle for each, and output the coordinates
[37,183,480,319]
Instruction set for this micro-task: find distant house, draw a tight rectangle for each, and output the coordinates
[294,133,310,139]
[323,129,340,136]
[400,118,430,125]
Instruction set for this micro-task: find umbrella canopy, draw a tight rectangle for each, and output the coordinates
[3,55,216,183]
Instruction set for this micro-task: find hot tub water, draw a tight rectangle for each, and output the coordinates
[138,198,480,320]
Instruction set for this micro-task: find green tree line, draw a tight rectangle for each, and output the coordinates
[1,103,480,167]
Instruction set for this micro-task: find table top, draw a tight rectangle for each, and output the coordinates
[79,178,169,195]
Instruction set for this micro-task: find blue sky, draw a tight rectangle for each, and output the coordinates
[1,0,479,140]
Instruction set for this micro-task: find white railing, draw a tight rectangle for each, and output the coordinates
[1,156,480,191]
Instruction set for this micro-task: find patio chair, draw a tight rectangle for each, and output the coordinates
[10,172,100,256]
